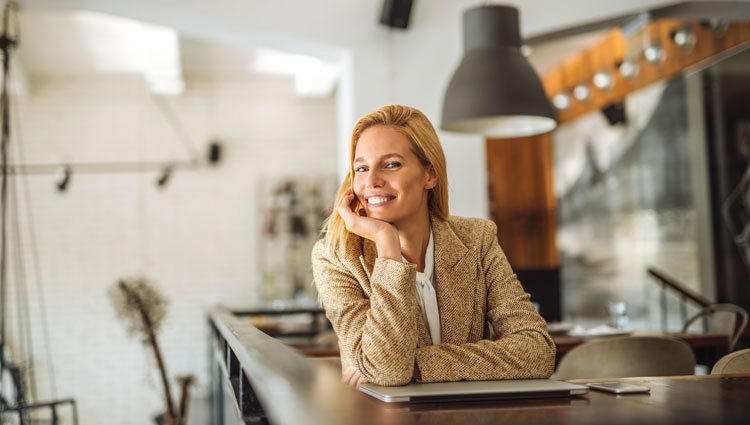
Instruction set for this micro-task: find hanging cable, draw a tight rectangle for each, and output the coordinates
[151,95,201,163]
[10,169,37,402]
[0,0,20,398]
[11,82,58,400]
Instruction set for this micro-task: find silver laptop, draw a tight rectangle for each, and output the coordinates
[359,379,589,403]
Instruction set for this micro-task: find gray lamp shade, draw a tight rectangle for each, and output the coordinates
[441,5,557,138]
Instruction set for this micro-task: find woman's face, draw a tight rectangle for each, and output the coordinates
[352,125,436,225]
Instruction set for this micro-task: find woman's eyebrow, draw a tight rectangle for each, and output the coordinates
[353,153,406,163]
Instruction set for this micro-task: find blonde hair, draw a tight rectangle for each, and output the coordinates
[322,105,449,254]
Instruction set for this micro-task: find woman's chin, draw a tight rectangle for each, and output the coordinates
[365,210,394,222]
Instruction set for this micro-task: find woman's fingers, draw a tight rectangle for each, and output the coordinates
[356,374,369,387]
[347,370,362,387]
[336,192,357,222]
[342,366,368,387]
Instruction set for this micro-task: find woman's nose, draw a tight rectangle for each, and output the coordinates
[366,170,384,188]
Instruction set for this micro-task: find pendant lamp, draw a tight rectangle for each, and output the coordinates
[441,5,557,138]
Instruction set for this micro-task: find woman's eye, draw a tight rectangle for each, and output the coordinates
[354,166,368,173]
[385,161,401,169]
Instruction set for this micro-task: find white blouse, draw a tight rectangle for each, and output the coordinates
[404,230,441,345]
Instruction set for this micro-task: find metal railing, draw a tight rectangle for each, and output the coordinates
[647,267,712,331]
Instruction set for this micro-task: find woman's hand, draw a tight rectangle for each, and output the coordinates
[342,365,369,387]
[337,190,401,261]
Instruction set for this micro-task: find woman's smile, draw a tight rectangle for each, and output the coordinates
[365,194,397,207]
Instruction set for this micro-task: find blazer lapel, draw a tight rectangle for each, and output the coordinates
[432,217,479,344]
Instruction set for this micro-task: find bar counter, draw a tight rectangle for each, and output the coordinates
[209,307,750,425]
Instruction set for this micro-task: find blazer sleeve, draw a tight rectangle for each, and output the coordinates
[311,240,419,386]
[414,220,556,383]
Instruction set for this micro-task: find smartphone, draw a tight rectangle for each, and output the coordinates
[586,382,650,394]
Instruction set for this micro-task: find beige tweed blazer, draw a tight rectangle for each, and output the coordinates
[311,215,555,386]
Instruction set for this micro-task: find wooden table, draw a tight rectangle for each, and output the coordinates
[344,374,750,425]
[306,365,750,425]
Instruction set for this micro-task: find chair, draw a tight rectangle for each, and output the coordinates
[681,303,749,352]
[710,349,750,374]
[553,335,695,380]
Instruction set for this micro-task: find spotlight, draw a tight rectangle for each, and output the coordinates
[552,93,572,111]
[702,19,727,37]
[601,102,627,126]
[593,71,614,90]
[55,166,72,192]
[156,165,173,188]
[573,84,591,102]
[207,140,222,165]
[672,27,696,51]
[644,43,665,65]
[618,60,639,80]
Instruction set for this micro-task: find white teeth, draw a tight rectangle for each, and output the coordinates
[368,196,393,205]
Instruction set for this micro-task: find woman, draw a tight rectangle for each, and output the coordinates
[312,105,555,387]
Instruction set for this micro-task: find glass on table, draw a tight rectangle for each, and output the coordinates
[607,301,630,329]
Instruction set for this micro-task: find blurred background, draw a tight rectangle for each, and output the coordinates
[0,0,749,424]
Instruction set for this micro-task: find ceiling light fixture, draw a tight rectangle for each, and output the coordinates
[552,93,572,111]
[55,166,72,192]
[702,19,727,37]
[573,84,591,102]
[644,43,665,65]
[672,27,696,51]
[441,5,556,138]
[156,165,173,188]
[618,60,639,80]
[593,71,614,90]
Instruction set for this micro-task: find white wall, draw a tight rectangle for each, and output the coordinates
[5,73,336,424]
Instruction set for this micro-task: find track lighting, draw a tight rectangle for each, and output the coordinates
[672,27,696,51]
[552,93,572,111]
[156,165,173,188]
[618,60,639,80]
[643,43,665,65]
[702,19,727,37]
[55,166,72,192]
[593,71,614,90]
[573,84,591,102]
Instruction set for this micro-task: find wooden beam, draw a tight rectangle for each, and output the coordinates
[543,20,750,125]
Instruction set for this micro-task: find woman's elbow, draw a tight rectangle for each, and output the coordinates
[528,335,556,378]
[369,369,413,386]
[535,347,556,378]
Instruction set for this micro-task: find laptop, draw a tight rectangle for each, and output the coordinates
[359,379,589,403]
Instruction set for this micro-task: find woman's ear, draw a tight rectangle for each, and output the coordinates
[425,165,438,190]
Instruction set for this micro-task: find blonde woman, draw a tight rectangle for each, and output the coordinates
[312,105,555,387]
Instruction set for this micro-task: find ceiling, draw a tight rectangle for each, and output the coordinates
[12,10,339,97]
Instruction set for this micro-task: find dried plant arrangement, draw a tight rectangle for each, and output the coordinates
[108,278,194,425]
